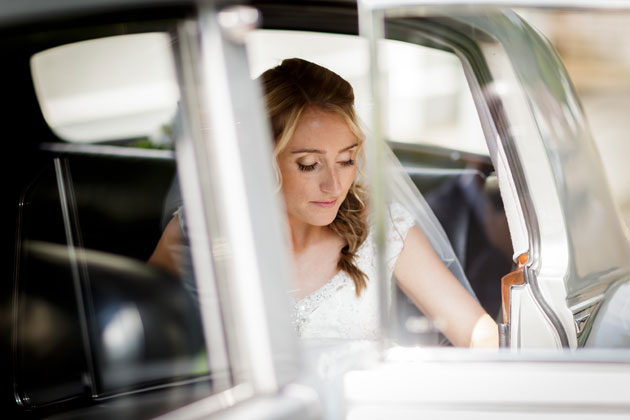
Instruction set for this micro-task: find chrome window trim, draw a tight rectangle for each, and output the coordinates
[92,374,215,402]
[154,383,254,420]
[11,182,23,407]
[52,158,100,395]
[171,18,234,393]
[171,1,300,406]
[12,157,100,406]
[360,0,630,13]
[40,142,176,160]
[155,383,320,420]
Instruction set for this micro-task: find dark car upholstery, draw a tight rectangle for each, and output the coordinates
[18,151,177,260]
[13,149,207,408]
[395,144,513,319]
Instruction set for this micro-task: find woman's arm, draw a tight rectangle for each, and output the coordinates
[148,215,183,276]
[394,225,498,348]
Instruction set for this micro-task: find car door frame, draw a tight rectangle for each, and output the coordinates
[358,0,630,350]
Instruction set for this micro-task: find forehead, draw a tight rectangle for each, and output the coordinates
[289,107,356,149]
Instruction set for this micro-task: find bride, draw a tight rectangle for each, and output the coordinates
[151,58,498,347]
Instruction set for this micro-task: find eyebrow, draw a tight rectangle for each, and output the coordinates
[291,143,358,154]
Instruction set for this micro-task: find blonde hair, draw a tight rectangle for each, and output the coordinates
[260,58,369,296]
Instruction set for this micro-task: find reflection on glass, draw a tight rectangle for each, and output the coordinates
[102,303,145,363]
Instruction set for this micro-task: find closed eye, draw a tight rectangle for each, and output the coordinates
[339,159,355,167]
[298,162,318,172]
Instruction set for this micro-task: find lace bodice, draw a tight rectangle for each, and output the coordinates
[291,203,416,340]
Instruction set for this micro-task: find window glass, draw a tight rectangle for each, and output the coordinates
[15,151,221,406]
[16,34,230,413]
[518,10,630,231]
[31,33,178,146]
[246,30,486,155]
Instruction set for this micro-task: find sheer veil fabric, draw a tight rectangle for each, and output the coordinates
[379,141,476,297]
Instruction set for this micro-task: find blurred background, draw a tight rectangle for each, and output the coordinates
[521,10,630,232]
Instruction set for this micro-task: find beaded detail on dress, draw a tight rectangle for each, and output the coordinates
[291,203,416,340]
[293,270,348,336]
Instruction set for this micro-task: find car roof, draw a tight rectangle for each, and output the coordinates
[0,0,359,29]
[0,0,203,28]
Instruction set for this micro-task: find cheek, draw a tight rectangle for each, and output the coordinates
[281,173,301,202]
[279,166,310,204]
[342,167,357,191]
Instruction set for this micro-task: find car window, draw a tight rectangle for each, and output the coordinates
[16,33,231,411]
[246,29,512,341]
[31,33,178,146]
[353,5,630,352]
[518,9,630,233]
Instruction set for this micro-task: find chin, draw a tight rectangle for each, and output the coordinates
[308,210,338,226]
[310,216,337,227]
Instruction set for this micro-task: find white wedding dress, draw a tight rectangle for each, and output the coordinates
[291,203,416,340]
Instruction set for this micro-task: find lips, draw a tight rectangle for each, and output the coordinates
[311,199,337,208]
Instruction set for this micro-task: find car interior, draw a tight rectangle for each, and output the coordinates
[1,2,514,418]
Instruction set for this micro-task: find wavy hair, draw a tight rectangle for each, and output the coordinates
[259,58,369,296]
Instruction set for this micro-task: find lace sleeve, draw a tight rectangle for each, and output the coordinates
[385,202,416,272]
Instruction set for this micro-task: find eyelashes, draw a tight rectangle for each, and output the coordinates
[298,162,318,172]
[298,159,355,172]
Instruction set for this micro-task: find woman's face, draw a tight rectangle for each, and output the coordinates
[277,107,358,228]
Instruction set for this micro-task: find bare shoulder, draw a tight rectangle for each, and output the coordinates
[398,224,439,267]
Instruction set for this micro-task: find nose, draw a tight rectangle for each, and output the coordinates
[320,166,342,195]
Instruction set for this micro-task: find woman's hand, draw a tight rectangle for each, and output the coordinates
[394,225,498,348]
[470,313,500,348]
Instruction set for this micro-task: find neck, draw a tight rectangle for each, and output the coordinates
[287,217,329,253]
